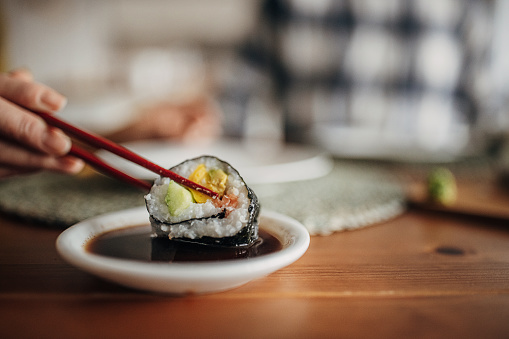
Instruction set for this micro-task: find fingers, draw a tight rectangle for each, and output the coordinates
[104,97,223,143]
[0,73,67,113]
[0,71,71,156]
[0,138,84,176]
[0,97,72,156]
[181,98,222,143]
[0,70,83,179]
[8,68,34,82]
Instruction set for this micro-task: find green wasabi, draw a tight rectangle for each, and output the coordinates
[427,167,457,206]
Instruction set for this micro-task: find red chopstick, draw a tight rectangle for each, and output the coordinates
[69,145,153,191]
[36,111,219,198]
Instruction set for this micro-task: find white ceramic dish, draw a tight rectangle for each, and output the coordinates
[96,139,333,184]
[56,207,310,294]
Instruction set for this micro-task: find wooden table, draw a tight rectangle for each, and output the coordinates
[1,174,509,339]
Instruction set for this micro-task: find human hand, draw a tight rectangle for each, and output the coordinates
[105,96,222,144]
[0,69,84,178]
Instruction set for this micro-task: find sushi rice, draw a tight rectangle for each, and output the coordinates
[145,156,259,246]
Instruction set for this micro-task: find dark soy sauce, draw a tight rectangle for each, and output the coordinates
[86,227,282,263]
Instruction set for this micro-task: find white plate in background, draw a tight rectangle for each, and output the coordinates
[96,139,333,184]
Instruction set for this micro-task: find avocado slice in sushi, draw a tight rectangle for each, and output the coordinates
[145,156,260,247]
[165,181,194,216]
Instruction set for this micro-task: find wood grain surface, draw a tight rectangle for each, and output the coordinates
[1,178,509,339]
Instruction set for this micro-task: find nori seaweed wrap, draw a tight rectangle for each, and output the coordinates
[145,156,260,247]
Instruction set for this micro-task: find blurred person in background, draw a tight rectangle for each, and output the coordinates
[0,67,222,179]
[1,0,507,169]
[0,66,222,179]
[237,0,506,160]
[0,0,226,179]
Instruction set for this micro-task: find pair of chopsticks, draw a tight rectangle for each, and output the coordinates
[35,111,219,198]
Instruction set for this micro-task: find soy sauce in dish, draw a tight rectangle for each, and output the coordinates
[86,227,282,262]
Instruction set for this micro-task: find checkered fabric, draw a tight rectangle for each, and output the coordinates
[235,0,497,157]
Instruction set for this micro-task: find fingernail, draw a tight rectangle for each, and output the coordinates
[58,157,85,174]
[43,128,72,155]
[40,90,67,112]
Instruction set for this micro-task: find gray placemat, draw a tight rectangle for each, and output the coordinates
[0,173,145,228]
[0,161,406,234]
[254,161,405,235]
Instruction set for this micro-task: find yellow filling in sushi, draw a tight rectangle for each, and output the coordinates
[188,164,228,203]
[164,163,229,216]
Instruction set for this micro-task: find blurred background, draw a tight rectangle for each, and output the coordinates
[1,0,509,162]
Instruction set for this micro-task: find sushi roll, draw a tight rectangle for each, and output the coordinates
[145,156,260,247]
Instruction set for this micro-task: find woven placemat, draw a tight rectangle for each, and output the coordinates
[254,161,406,235]
[0,161,406,234]
[0,173,145,228]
